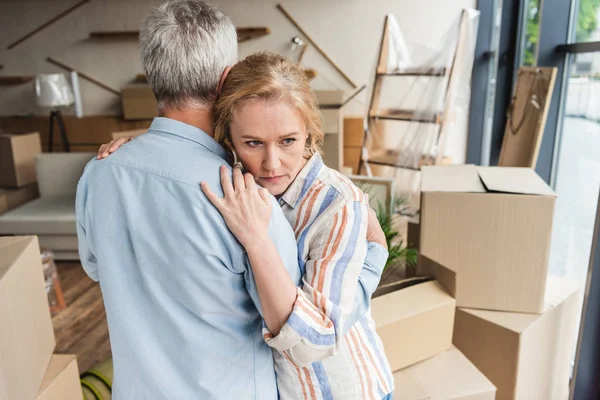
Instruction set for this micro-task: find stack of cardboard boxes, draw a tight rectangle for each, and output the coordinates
[371,165,580,399]
[420,165,578,399]
[0,236,82,399]
[0,132,41,215]
[371,276,497,399]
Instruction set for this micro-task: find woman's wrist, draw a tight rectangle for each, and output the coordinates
[242,232,272,255]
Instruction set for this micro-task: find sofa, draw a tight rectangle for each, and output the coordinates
[0,153,94,260]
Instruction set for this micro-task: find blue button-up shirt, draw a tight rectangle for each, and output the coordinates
[76,117,386,400]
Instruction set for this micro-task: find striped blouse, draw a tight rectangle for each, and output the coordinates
[264,153,394,399]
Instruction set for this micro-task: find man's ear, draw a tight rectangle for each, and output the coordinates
[217,66,232,96]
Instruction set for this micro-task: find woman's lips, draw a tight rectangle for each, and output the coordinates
[260,175,285,184]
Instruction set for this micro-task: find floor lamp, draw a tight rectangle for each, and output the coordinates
[35,74,74,152]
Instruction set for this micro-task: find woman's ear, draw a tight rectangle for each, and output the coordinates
[217,66,232,96]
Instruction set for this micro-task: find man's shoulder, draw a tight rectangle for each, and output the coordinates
[84,141,227,190]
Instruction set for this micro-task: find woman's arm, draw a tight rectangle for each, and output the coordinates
[201,166,298,335]
[202,166,385,365]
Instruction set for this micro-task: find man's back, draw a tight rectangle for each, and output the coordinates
[76,118,300,399]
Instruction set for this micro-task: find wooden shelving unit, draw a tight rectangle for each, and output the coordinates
[363,11,470,170]
[89,31,138,39]
[89,27,270,43]
[376,67,446,77]
[368,109,442,124]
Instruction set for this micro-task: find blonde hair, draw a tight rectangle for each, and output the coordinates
[214,52,324,158]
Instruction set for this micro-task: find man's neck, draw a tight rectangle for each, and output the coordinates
[162,106,214,137]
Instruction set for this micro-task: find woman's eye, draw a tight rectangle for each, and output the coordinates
[246,141,262,147]
[282,138,296,146]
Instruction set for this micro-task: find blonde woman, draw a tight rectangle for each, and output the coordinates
[100,52,394,399]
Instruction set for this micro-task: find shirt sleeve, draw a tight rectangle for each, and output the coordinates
[75,175,99,282]
[345,242,388,332]
[263,200,369,366]
[243,196,301,317]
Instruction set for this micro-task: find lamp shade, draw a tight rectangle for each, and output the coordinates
[35,74,74,108]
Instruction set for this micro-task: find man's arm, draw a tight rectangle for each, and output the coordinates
[75,174,99,282]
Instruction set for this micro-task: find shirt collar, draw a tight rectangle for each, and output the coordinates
[148,117,230,161]
[279,152,324,209]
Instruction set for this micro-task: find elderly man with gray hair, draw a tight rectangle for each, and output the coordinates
[77,1,387,399]
[76,1,300,398]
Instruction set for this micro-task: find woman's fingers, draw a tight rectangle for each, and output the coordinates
[101,141,116,158]
[108,137,131,152]
[219,165,235,198]
[258,188,272,210]
[97,144,107,159]
[200,181,224,210]
[233,165,246,191]
[244,172,256,191]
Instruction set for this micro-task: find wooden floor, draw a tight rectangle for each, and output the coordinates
[52,262,111,373]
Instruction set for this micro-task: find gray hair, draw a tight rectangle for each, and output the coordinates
[139,0,237,113]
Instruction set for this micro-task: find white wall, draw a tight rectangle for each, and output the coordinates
[0,0,475,161]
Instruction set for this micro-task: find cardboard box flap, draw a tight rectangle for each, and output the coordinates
[372,280,454,327]
[421,165,486,193]
[0,236,35,279]
[459,307,537,334]
[476,167,556,196]
[394,348,496,399]
[38,355,77,394]
[373,276,433,298]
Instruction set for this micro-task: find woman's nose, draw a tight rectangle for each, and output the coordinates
[263,148,281,170]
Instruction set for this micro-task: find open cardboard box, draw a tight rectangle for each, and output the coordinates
[453,276,580,400]
[371,277,455,372]
[419,165,555,313]
[0,236,55,400]
[393,347,496,400]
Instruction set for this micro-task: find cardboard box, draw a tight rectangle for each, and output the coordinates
[322,129,343,171]
[343,147,361,174]
[406,216,420,251]
[343,116,364,147]
[321,109,341,134]
[111,129,147,140]
[121,84,157,120]
[37,355,81,400]
[453,276,580,400]
[371,278,455,372]
[0,236,56,400]
[0,132,42,187]
[393,348,496,400]
[0,183,39,215]
[419,165,556,313]
[314,90,345,107]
